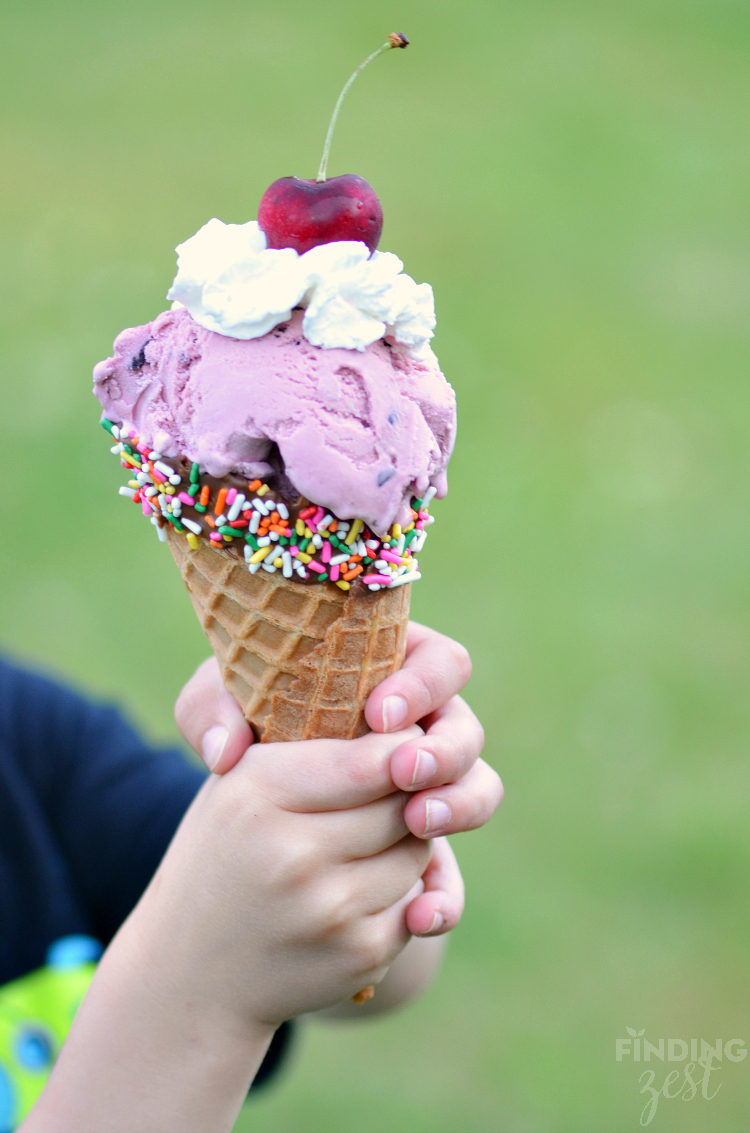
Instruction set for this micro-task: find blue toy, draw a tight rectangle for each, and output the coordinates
[0,937,102,1131]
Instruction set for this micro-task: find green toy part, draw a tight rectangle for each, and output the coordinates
[0,937,102,1132]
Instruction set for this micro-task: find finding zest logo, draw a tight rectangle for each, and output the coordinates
[616,1028,746,1126]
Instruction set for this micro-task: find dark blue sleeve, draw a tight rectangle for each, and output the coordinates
[0,656,206,945]
[0,656,294,1091]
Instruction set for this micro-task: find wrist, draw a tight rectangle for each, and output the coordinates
[120,884,277,1046]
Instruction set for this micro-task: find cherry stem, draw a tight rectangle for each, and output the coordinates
[316,34,409,183]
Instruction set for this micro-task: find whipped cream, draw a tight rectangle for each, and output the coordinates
[167,219,436,360]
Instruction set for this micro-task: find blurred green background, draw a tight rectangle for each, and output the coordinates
[2,0,749,1129]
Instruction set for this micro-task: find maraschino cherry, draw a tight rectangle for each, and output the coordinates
[258,33,409,256]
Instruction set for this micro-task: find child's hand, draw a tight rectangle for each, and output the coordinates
[134,725,432,1026]
[176,622,501,936]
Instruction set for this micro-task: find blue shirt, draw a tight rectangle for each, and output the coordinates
[0,655,291,1090]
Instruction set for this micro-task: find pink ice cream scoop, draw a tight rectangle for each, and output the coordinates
[93,307,455,535]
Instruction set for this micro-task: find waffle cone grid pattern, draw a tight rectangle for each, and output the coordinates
[168,528,411,742]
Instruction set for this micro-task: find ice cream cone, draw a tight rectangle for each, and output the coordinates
[167,526,410,742]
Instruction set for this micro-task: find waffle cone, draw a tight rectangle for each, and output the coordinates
[167,527,410,742]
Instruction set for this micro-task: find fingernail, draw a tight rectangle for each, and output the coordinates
[410,749,438,788]
[423,799,451,836]
[420,912,444,936]
[202,725,228,771]
[382,694,408,733]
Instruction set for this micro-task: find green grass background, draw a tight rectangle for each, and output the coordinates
[2,0,749,1129]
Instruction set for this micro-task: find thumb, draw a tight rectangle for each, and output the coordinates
[175,656,254,774]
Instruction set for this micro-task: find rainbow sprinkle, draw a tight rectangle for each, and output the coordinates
[101,418,435,591]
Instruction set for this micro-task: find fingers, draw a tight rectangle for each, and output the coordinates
[174,657,254,774]
[308,792,410,860]
[388,695,485,792]
[348,873,427,984]
[364,621,472,735]
[245,725,424,811]
[405,837,465,936]
[403,758,504,840]
[346,835,433,915]
[349,901,414,989]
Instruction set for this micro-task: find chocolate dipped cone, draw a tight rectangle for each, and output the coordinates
[167,527,410,742]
